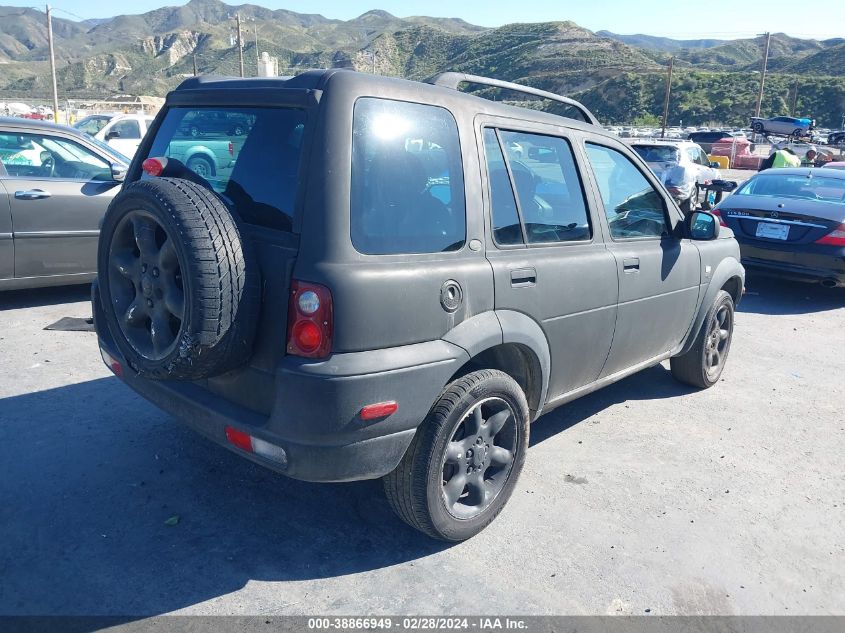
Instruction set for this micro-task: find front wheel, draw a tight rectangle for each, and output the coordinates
[670,290,735,388]
[383,369,529,541]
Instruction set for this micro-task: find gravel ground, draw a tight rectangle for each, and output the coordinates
[0,277,842,617]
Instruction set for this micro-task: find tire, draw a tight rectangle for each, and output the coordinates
[233,124,245,136]
[189,125,199,138]
[752,122,764,133]
[383,369,530,541]
[670,290,735,388]
[186,155,214,179]
[97,177,259,380]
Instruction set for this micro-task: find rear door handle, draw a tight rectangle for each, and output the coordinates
[15,189,51,200]
[623,257,640,272]
[510,267,537,287]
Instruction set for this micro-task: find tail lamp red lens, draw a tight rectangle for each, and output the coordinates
[228,141,234,156]
[286,280,333,358]
[815,223,845,246]
[142,157,167,177]
[711,208,728,227]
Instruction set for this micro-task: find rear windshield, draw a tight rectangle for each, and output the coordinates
[737,173,845,202]
[632,145,679,163]
[144,106,306,231]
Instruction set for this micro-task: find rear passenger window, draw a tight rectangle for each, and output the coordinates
[483,128,522,245]
[351,98,466,255]
[483,128,591,245]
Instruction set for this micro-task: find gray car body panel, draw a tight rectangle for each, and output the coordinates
[95,70,744,482]
[0,117,126,290]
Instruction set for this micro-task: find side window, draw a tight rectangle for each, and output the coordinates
[585,143,668,240]
[482,128,591,246]
[483,128,522,246]
[351,98,466,255]
[110,120,141,140]
[0,132,111,181]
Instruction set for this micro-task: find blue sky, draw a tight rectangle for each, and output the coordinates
[10,0,845,39]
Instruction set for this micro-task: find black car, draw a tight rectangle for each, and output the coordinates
[827,131,845,146]
[687,131,745,153]
[714,168,845,287]
[177,110,253,137]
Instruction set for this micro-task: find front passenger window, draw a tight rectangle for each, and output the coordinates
[585,143,668,239]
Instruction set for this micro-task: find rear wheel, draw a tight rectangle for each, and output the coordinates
[383,369,529,541]
[670,290,735,388]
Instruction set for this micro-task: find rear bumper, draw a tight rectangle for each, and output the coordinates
[739,242,845,286]
[93,282,469,482]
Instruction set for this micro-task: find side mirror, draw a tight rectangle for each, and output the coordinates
[688,211,720,240]
[105,130,120,141]
[110,163,127,182]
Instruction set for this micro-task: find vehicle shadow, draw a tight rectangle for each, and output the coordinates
[530,363,695,446]
[0,283,91,311]
[0,366,693,616]
[737,272,842,315]
[0,377,446,616]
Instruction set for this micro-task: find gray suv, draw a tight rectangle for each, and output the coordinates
[93,70,744,541]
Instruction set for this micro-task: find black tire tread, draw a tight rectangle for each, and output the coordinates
[670,290,733,389]
[98,177,259,380]
[383,369,527,541]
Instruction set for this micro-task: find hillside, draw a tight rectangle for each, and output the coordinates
[1,0,844,126]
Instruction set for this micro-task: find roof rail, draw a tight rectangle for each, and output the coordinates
[426,72,599,126]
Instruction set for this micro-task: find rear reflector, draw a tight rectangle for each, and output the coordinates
[224,426,253,452]
[815,223,845,246]
[224,426,287,467]
[711,209,728,227]
[360,401,398,421]
[100,348,123,377]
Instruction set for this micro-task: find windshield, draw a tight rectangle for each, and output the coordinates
[145,106,306,232]
[633,145,679,163]
[84,133,130,164]
[736,173,845,203]
[73,115,111,135]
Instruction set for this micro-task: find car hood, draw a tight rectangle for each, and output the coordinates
[719,194,845,222]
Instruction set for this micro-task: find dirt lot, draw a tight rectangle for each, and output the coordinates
[0,276,842,616]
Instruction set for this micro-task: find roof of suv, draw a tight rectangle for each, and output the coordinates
[172,69,609,139]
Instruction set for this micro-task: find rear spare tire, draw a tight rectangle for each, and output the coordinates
[97,177,259,380]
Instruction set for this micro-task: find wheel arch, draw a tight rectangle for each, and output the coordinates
[678,257,744,356]
[442,310,551,419]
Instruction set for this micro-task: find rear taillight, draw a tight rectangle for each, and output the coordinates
[815,223,845,246]
[286,280,333,358]
[228,141,234,156]
[142,157,167,177]
[711,208,728,227]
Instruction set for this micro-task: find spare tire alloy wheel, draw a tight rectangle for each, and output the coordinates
[108,210,185,361]
[98,177,259,380]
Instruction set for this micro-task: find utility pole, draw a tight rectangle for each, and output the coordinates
[660,57,675,139]
[254,25,259,65]
[790,78,799,116]
[45,5,60,123]
[192,54,198,76]
[754,32,771,118]
[235,13,244,77]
